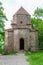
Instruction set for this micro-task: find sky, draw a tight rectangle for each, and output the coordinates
[0,0,43,29]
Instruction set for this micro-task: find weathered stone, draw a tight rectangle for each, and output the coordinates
[5,7,38,52]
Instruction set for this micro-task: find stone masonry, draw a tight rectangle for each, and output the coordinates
[5,7,38,52]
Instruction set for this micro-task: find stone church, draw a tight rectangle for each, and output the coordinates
[5,7,38,52]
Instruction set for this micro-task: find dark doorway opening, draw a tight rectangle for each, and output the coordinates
[20,38,24,50]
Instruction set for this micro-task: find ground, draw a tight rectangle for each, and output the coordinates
[25,51,43,65]
[0,53,29,65]
[1,51,43,65]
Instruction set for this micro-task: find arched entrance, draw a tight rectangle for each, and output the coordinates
[20,38,24,50]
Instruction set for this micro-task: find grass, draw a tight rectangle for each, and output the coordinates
[0,49,17,55]
[8,51,17,55]
[25,51,43,65]
[0,49,4,54]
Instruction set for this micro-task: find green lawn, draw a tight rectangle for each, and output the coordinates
[0,49,4,53]
[0,49,17,55]
[25,51,43,65]
[8,51,17,55]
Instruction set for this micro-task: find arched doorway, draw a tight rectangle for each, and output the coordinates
[20,38,24,50]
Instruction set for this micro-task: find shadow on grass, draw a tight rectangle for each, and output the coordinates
[0,50,18,55]
[3,51,18,55]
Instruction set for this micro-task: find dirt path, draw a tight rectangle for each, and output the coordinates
[0,53,29,65]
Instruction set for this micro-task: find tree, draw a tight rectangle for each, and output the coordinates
[31,7,43,49]
[34,7,43,18]
[0,2,7,53]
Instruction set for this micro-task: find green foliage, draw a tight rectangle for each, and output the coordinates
[34,7,43,18]
[31,18,42,29]
[31,7,43,49]
[25,52,43,65]
[0,2,7,53]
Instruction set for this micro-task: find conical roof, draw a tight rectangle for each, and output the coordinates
[14,7,30,15]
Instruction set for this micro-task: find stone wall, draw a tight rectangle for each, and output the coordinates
[5,31,14,52]
[30,31,38,51]
[5,29,38,52]
[14,29,30,51]
[5,31,8,47]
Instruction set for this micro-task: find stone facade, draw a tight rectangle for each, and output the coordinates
[5,7,38,52]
